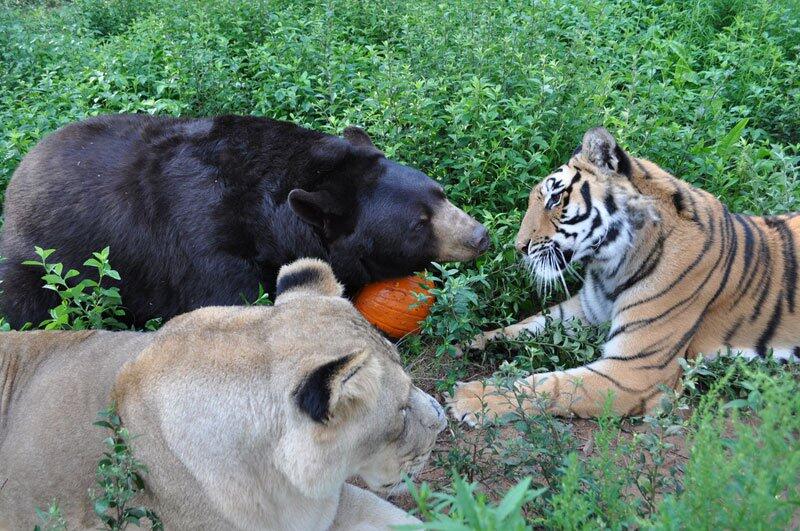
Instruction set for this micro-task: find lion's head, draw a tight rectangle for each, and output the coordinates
[515,127,660,289]
[113,258,446,514]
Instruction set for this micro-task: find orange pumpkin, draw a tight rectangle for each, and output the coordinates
[354,274,435,339]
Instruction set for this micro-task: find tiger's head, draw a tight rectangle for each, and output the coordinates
[516,127,659,286]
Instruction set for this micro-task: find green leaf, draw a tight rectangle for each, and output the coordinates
[716,118,749,158]
[93,498,110,515]
[452,476,479,526]
[495,476,534,520]
[722,398,750,410]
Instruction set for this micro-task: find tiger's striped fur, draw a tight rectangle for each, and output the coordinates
[449,127,799,422]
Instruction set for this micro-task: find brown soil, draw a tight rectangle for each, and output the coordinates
[388,412,690,511]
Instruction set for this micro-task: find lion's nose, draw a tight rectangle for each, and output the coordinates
[516,239,531,254]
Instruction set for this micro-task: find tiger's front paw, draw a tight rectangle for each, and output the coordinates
[447,381,488,426]
[466,328,505,351]
[446,380,510,427]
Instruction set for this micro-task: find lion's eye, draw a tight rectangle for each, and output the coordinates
[394,405,409,436]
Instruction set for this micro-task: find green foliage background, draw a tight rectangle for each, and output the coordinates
[2,0,798,329]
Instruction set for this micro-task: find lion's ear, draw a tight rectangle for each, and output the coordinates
[581,127,632,177]
[294,348,379,423]
[275,258,344,303]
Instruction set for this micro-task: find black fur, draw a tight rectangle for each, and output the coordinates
[672,190,685,215]
[0,114,454,327]
[603,192,618,215]
[275,266,324,297]
[613,144,632,177]
[294,353,354,423]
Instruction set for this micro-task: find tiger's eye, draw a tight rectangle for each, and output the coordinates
[546,192,562,210]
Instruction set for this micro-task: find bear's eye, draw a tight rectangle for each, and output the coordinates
[414,215,430,230]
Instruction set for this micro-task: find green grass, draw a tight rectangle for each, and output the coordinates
[2,0,799,528]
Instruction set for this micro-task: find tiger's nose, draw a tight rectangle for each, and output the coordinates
[515,239,531,254]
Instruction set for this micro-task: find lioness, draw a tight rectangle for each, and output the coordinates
[0,259,445,530]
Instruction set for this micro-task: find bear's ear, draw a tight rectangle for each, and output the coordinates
[343,126,376,148]
[287,188,342,229]
[294,348,379,423]
[581,127,632,177]
[306,135,351,175]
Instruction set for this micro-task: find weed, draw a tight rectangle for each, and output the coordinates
[91,404,162,530]
[403,475,544,531]
[242,284,273,306]
[420,263,488,358]
[22,246,127,330]
[33,502,67,531]
[31,404,161,531]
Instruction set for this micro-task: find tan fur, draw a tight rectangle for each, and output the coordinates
[0,259,445,530]
[432,199,488,261]
[450,128,800,422]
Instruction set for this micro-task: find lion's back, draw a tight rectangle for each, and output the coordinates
[0,330,150,529]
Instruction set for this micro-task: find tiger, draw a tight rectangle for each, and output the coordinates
[448,127,799,423]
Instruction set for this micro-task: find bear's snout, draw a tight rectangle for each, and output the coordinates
[469,225,490,253]
[430,200,490,262]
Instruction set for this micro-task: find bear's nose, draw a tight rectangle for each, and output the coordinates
[470,225,490,252]
[516,239,531,255]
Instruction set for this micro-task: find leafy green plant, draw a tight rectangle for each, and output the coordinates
[403,475,544,531]
[242,284,273,306]
[33,502,67,531]
[91,403,162,530]
[23,246,127,330]
[420,263,489,358]
[654,370,800,529]
[30,405,161,531]
[629,390,687,519]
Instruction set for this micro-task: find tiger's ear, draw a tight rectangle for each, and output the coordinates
[294,348,380,423]
[275,258,344,304]
[581,127,632,177]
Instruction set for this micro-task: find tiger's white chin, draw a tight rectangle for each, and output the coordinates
[529,263,562,281]
[523,255,564,288]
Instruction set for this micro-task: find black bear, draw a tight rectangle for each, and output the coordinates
[0,114,488,328]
